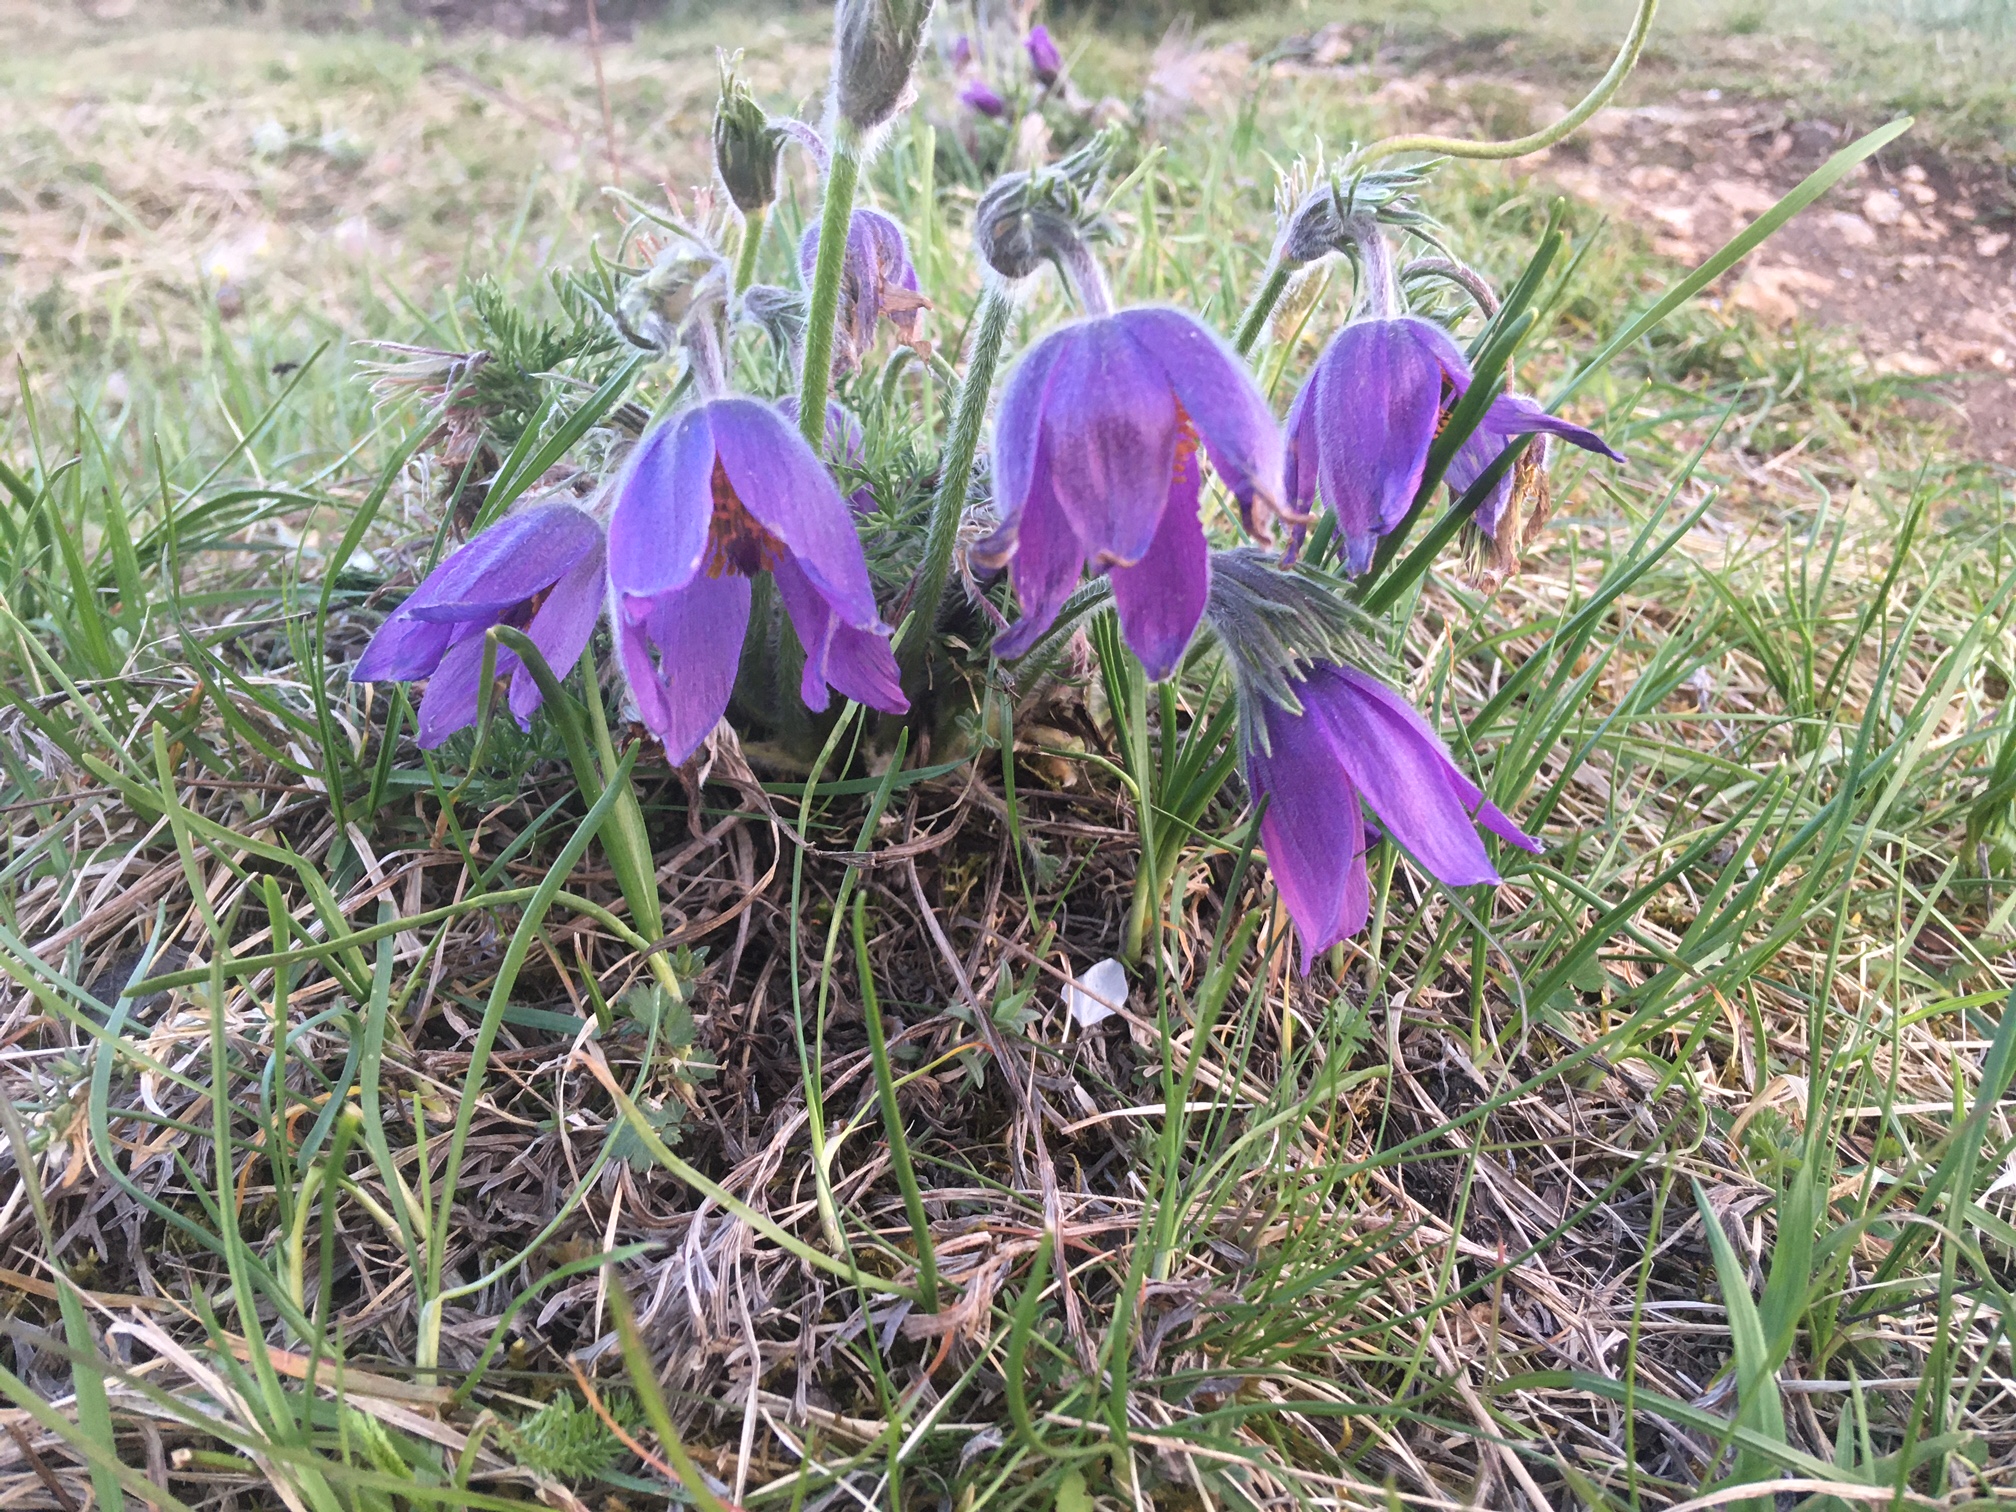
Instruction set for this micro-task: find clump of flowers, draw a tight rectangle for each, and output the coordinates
[351,0,1646,974]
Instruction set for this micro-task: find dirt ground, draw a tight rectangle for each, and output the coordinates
[1261,22,2016,465]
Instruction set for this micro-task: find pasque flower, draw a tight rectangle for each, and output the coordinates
[352,503,607,749]
[1246,663,1539,968]
[1024,24,1062,84]
[976,308,1284,680]
[607,398,906,763]
[958,75,1008,118]
[1284,219,1619,574]
[798,208,928,375]
[1446,391,1621,565]
[1284,313,1474,575]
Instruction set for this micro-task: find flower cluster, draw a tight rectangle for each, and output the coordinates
[350,0,1624,968]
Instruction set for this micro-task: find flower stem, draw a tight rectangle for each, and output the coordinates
[798,137,862,446]
[1346,0,1657,169]
[1232,257,1292,357]
[853,892,939,1311]
[733,204,767,293]
[897,278,1015,686]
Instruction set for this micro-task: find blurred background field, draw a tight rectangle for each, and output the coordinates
[8,0,2016,1507]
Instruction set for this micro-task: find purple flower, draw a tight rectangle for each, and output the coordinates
[1246,663,1539,969]
[977,308,1283,680]
[352,503,606,749]
[948,32,974,72]
[798,208,928,376]
[1024,24,1062,84]
[607,398,906,763]
[959,76,1008,118]
[1446,391,1621,550]
[1284,315,1472,574]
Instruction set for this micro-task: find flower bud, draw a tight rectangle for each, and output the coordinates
[833,0,936,134]
[959,76,1008,119]
[712,66,785,215]
[1272,158,1441,268]
[971,129,1116,281]
[1025,24,1061,85]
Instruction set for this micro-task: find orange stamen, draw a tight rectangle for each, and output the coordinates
[704,459,785,579]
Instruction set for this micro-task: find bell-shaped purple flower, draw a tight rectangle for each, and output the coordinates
[798,208,927,376]
[976,308,1284,681]
[1284,315,1472,575]
[1446,391,1621,554]
[1246,663,1539,970]
[352,503,607,749]
[958,75,1009,118]
[607,398,907,764]
[1024,24,1062,84]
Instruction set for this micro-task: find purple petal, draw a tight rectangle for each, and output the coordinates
[1025,23,1062,82]
[608,411,715,602]
[1311,666,1509,886]
[395,504,599,623]
[1446,426,1518,539]
[705,397,881,629]
[1107,436,1208,681]
[1282,364,1321,520]
[960,77,1008,117]
[1311,319,1461,574]
[1040,318,1179,568]
[414,632,492,748]
[985,327,1071,550]
[354,607,457,683]
[991,462,1084,661]
[1114,307,1283,529]
[506,536,607,727]
[774,556,908,714]
[1250,705,1370,971]
[1480,392,1623,462]
[618,571,752,765]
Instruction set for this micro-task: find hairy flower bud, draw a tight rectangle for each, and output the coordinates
[971,129,1116,281]
[833,0,936,134]
[713,67,786,214]
[1272,158,1441,267]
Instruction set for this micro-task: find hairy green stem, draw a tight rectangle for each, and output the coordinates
[853,892,939,1311]
[1231,259,1292,358]
[798,139,862,445]
[1346,0,1658,169]
[897,279,1014,684]
[733,204,767,293]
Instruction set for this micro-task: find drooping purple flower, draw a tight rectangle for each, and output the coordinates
[976,308,1284,681]
[1024,24,1062,85]
[948,32,974,72]
[352,503,606,749]
[607,398,906,763]
[1246,663,1539,970]
[1446,391,1622,559]
[798,208,928,375]
[959,75,1009,118]
[1284,315,1472,575]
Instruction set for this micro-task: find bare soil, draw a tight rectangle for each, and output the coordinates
[1267,24,2016,466]
[1546,92,2016,466]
